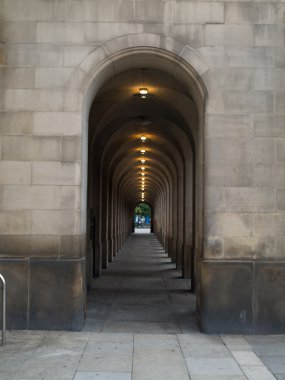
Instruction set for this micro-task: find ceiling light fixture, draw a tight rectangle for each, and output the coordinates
[140,136,147,142]
[140,149,146,154]
[141,159,145,164]
[140,88,148,95]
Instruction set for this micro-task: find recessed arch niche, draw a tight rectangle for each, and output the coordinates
[79,43,207,326]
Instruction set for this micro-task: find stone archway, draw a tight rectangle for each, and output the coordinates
[74,34,208,328]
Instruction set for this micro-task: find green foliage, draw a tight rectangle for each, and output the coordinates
[135,202,151,217]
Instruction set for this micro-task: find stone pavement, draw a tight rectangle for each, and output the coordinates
[1,234,284,380]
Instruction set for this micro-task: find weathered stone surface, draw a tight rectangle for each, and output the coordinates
[65,0,134,22]
[32,161,81,185]
[254,163,285,188]
[254,213,285,236]
[5,89,64,111]
[31,210,80,235]
[3,136,60,161]
[254,115,285,138]
[84,22,143,43]
[0,210,30,234]
[35,68,73,89]
[175,2,224,24]
[0,67,35,90]
[200,262,254,334]
[37,22,84,44]
[61,136,82,161]
[255,263,285,333]
[60,235,84,258]
[0,259,28,329]
[225,3,275,25]
[33,112,81,136]
[60,186,81,210]
[0,112,33,135]
[0,21,36,42]
[0,161,31,184]
[254,25,285,47]
[5,44,64,66]
[224,237,275,260]
[3,185,60,210]
[29,259,84,330]
[224,188,276,212]
[206,25,252,47]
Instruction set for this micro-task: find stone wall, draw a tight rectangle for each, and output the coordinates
[0,0,284,332]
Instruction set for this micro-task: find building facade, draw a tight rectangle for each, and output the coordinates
[0,0,284,333]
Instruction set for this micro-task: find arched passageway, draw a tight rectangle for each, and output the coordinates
[83,48,206,327]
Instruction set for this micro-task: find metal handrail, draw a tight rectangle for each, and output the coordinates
[0,274,6,346]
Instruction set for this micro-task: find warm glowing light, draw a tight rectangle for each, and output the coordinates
[140,136,147,142]
[140,159,145,164]
[139,88,148,95]
[140,149,146,154]
[141,167,145,171]
[141,173,145,176]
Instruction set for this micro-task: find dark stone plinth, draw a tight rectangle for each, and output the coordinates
[255,262,285,333]
[0,259,29,329]
[200,261,254,334]
[29,259,84,330]
[200,260,285,334]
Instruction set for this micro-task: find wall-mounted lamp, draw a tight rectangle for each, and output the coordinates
[141,149,146,154]
[140,136,147,142]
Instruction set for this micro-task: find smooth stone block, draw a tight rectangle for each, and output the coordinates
[0,67,35,89]
[0,112,32,135]
[175,2,223,24]
[65,0,134,22]
[6,44,64,66]
[3,185,60,210]
[31,210,80,235]
[64,45,95,67]
[276,139,285,162]
[0,21,36,42]
[32,161,81,185]
[84,22,143,43]
[33,112,81,136]
[0,210,30,234]
[225,3,275,25]
[254,25,285,47]
[4,89,64,111]
[224,187,275,212]
[60,186,81,210]
[225,46,275,69]
[254,213,285,236]
[61,136,82,161]
[0,161,31,184]
[36,22,84,43]
[35,67,74,89]
[206,25,252,46]
[3,136,60,161]
[254,115,285,138]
